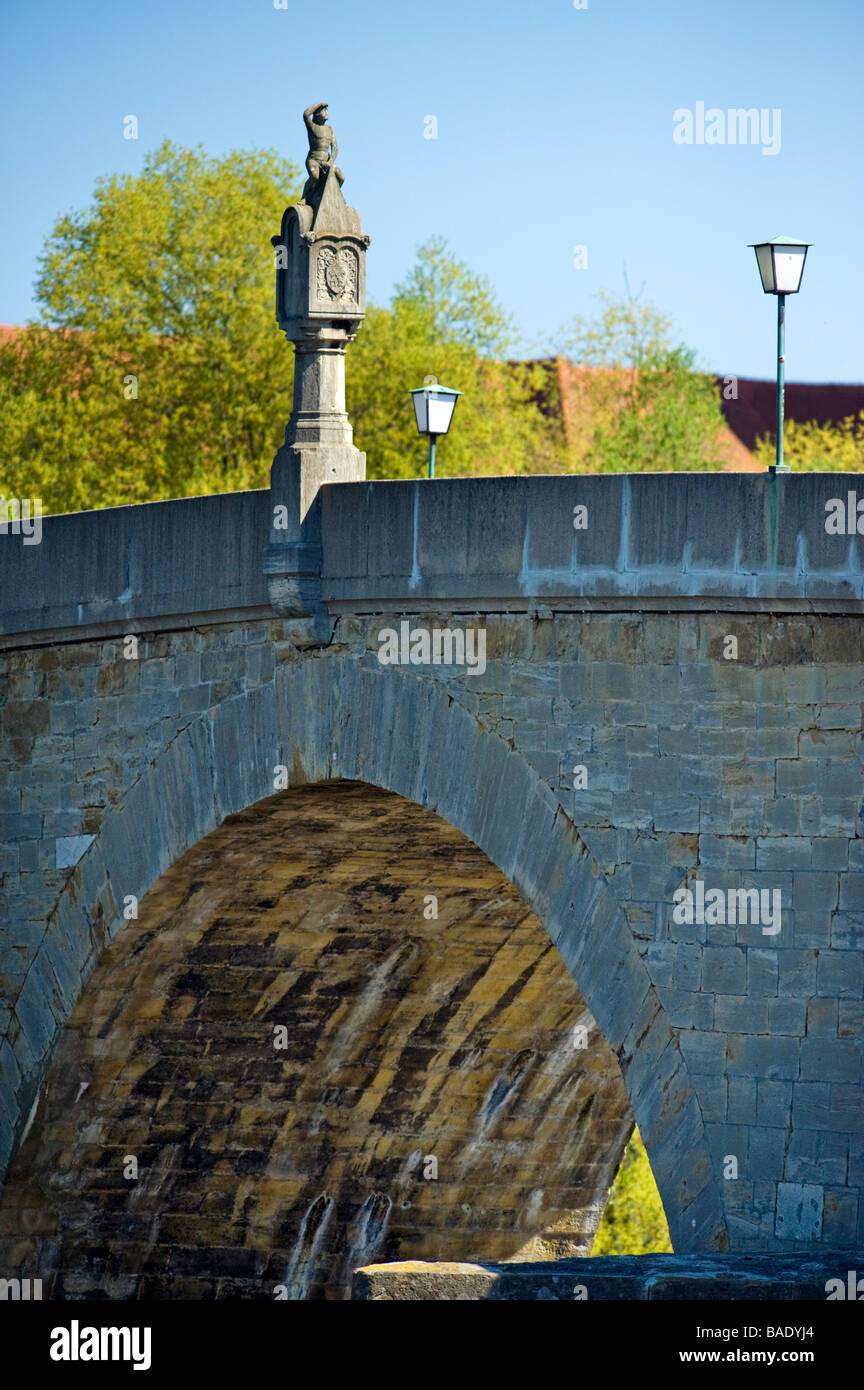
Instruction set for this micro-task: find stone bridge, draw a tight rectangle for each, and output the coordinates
[1,471,863,1297]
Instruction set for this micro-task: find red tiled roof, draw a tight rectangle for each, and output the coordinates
[714,377,864,451]
[555,358,759,471]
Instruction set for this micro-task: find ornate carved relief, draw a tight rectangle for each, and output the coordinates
[316,245,358,306]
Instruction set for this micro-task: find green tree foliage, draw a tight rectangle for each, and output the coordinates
[591,1128,673,1256]
[558,289,728,472]
[0,142,301,512]
[349,238,563,479]
[752,411,864,471]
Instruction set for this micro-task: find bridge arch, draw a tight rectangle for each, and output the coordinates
[0,779,640,1298]
[3,653,727,1264]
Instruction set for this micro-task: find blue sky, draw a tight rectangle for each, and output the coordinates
[1,0,861,381]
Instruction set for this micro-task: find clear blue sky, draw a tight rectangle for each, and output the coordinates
[1,0,862,382]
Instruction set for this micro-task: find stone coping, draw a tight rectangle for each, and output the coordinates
[351,1253,864,1300]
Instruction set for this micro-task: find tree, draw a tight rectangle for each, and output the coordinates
[1,141,302,513]
[349,238,563,480]
[591,1128,673,1256]
[752,412,864,471]
[557,288,728,472]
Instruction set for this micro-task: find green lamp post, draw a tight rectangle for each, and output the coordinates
[410,381,463,478]
[749,236,812,472]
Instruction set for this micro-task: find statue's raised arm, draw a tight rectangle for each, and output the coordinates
[301,102,345,209]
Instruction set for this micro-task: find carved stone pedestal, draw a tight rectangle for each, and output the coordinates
[267,154,370,645]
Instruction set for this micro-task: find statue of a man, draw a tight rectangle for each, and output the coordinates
[301,103,344,206]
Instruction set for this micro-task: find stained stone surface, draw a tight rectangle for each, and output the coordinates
[1,473,864,1264]
[0,783,631,1299]
[351,1252,864,1301]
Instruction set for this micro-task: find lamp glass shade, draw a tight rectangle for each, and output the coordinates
[755,244,776,293]
[410,385,462,436]
[411,390,429,433]
[426,394,457,434]
[773,247,808,293]
[751,237,810,295]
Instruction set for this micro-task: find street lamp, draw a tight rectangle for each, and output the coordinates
[410,380,462,478]
[749,235,811,473]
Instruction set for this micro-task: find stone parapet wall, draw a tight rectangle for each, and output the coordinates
[351,1252,864,1300]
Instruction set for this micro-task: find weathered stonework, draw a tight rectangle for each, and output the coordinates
[351,1252,864,1301]
[1,473,864,1286]
[0,782,630,1298]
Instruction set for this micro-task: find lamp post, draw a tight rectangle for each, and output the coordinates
[749,236,811,472]
[410,381,462,478]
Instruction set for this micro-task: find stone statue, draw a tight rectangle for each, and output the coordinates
[301,103,344,208]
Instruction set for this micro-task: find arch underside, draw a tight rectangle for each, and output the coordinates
[0,782,634,1299]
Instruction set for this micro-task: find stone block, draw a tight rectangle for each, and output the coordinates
[791,1080,831,1132]
[726,1034,799,1081]
[833,911,864,950]
[806,998,838,1037]
[654,794,700,832]
[777,949,817,996]
[831,1085,864,1137]
[775,1182,823,1241]
[799,1038,861,1084]
[610,791,653,827]
[747,948,779,997]
[838,1000,864,1038]
[793,870,839,913]
[792,911,832,949]
[839,874,864,911]
[0,814,42,842]
[698,797,733,833]
[642,942,676,989]
[55,835,96,870]
[690,1073,727,1123]
[799,729,856,758]
[786,1130,848,1185]
[673,945,702,991]
[767,998,807,1035]
[817,950,864,1000]
[714,995,768,1034]
[701,946,747,995]
[777,760,858,797]
[699,835,756,869]
[677,758,722,797]
[655,988,713,1031]
[800,798,858,837]
[678,1030,726,1076]
[755,836,811,871]
[728,795,768,835]
[763,799,800,835]
[747,1126,787,1181]
[727,1077,757,1124]
[821,1188,860,1249]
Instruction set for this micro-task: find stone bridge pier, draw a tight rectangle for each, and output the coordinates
[1,471,863,1296]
